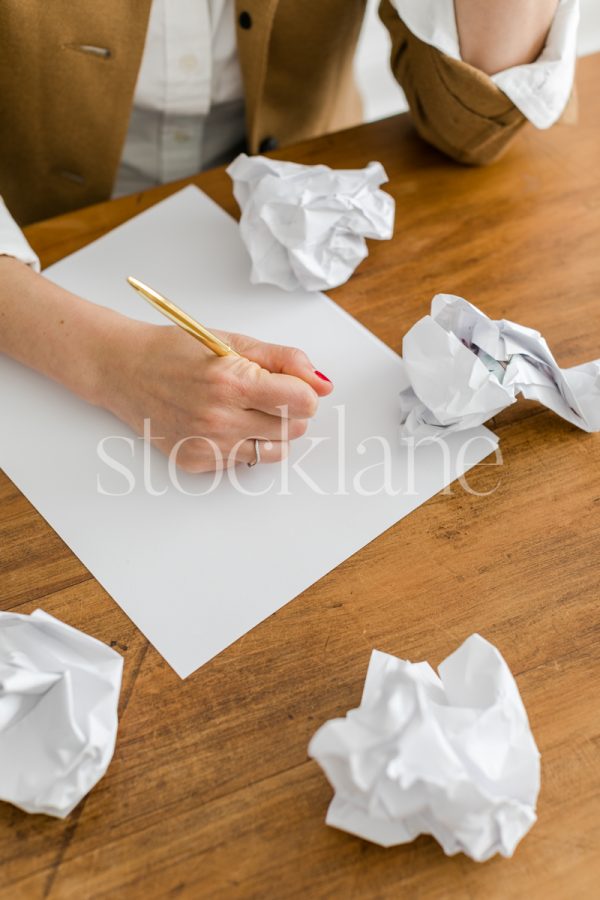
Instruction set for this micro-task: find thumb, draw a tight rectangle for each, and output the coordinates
[227,333,334,397]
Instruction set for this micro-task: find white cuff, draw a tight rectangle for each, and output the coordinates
[0,197,40,272]
[391,0,579,129]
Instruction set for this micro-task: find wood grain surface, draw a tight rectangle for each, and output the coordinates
[1,54,599,900]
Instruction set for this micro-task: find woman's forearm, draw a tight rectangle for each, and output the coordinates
[0,256,329,473]
[455,0,559,75]
[0,256,122,406]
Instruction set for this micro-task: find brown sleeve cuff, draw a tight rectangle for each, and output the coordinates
[379,0,528,166]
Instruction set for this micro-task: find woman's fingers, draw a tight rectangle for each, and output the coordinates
[168,436,289,472]
[244,367,319,419]
[236,438,289,466]
[237,409,309,442]
[224,332,334,397]
[212,355,319,419]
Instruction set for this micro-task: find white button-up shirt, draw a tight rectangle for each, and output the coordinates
[1,0,579,269]
[116,0,244,195]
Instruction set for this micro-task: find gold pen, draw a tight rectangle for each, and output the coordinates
[127,275,241,358]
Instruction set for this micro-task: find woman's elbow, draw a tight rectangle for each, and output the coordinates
[405,93,527,166]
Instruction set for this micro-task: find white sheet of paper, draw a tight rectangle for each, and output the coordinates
[0,187,497,678]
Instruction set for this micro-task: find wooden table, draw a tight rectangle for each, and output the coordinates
[2,54,599,900]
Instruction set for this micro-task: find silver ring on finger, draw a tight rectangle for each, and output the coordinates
[247,438,261,468]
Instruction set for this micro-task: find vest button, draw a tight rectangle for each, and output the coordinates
[259,136,279,153]
[238,11,252,29]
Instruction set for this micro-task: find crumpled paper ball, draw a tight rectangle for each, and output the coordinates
[398,294,600,438]
[226,153,395,291]
[0,609,123,818]
[309,634,540,862]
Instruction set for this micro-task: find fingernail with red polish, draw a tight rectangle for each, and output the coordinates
[314,370,332,383]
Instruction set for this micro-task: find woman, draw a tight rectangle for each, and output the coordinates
[0,0,576,471]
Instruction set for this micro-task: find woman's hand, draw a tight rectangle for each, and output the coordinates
[97,320,334,472]
[0,259,333,472]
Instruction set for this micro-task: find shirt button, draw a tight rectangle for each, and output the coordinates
[259,136,278,153]
[238,11,252,29]
[179,53,199,73]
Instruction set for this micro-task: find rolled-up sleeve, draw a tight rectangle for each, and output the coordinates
[0,197,40,271]
[379,0,578,165]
